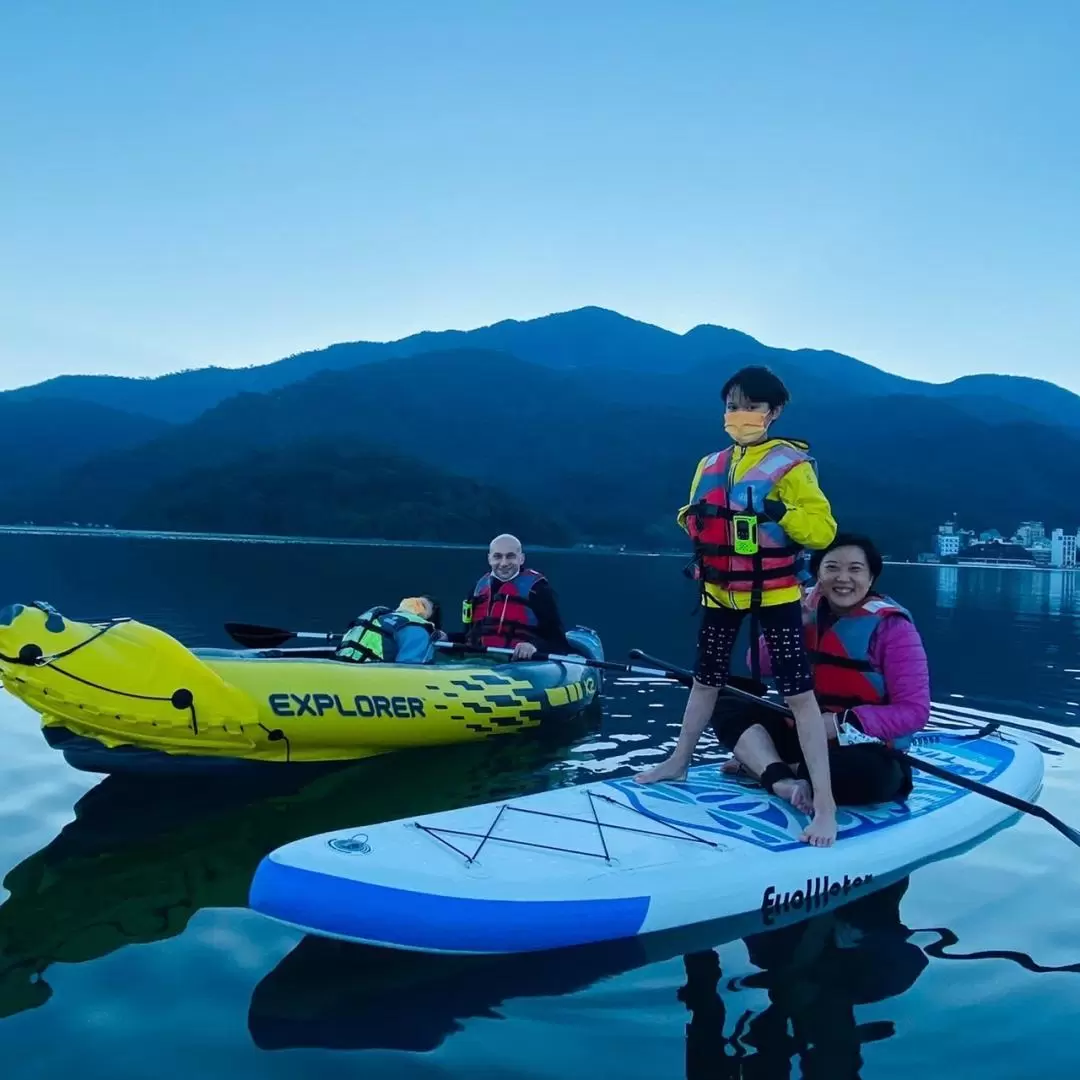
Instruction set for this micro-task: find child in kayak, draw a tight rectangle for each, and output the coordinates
[635,366,840,847]
[336,597,442,665]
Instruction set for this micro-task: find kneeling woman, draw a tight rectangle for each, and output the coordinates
[717,533,930,810]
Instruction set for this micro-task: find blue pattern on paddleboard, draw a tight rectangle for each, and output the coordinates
[604,735,1016,853]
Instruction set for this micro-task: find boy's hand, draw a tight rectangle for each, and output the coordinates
[763,499,787,523]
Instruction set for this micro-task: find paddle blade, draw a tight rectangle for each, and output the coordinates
[224,622,295,648]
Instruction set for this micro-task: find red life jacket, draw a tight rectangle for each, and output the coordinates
[466,569,545,648]
[803,589,914,746]
[685,440,811,601]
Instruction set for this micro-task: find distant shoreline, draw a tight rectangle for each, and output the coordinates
[0,524,1076,572]
[0,523,679,557]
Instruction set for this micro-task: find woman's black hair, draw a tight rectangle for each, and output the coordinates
[720,366,791,410]
[421,596,443,631]
[809,533,884,581]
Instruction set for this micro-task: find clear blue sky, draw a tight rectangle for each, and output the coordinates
[2,1,1078,391]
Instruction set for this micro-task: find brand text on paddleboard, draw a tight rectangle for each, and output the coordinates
[760,873,874,925]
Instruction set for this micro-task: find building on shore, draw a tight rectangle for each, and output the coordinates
[1051,529,1079,569]
[1015,521,1046,548]
[957,542,1037,568]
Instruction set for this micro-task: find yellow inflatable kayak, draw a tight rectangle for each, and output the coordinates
[0,601,603,776]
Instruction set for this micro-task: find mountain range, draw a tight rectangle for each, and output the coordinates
[2,307,1077,557]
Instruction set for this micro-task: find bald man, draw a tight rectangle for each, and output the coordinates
[451,533,569,660]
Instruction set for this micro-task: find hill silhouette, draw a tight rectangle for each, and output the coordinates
[121,440,574,546]
[0,398,171,499]
[9,306,1080,432]
[3,346,1078,557]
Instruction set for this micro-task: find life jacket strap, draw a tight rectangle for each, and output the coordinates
[698,562,802,584]
[808,650,877,672]
[693,540,803,559]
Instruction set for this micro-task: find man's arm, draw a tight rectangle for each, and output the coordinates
[529,580,569,653]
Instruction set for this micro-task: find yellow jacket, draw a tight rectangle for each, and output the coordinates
[677,438,837,610]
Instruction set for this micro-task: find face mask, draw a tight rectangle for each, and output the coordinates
[723,410,769,445]
[492,564,520,582]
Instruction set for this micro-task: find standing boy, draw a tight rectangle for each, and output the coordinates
[635,366,840,847]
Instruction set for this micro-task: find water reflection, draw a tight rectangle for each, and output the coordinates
[682,878,923,1078]
[943,567,1080,618]
[245,869,1079,1074]
[1047,570,1078,618]
[0,722,596,1020]
[935,566,959,610]
[245,872,1080,1075]
[245,880,926,1060]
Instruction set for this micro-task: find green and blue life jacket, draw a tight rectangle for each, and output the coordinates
[336,606,435,664]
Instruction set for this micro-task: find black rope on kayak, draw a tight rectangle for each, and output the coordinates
[413,790,720,865]
[42,620,130,663]
[37,663,174,703]
[10,659,202,737]
[259,723,292,763]
[0,619,131,668]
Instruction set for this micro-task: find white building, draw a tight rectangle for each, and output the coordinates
[1016,521,1046,547]
[1051,529,1078,569]
[937,533,961,558]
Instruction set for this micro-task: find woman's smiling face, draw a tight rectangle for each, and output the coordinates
[817,544,874,610]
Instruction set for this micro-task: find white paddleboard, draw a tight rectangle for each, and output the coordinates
[248,731,1044,955]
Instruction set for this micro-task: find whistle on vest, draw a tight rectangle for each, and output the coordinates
[732,514,759,556]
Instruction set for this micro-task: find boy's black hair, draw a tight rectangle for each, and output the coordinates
[721,366,791,411]
[809,533,884,581]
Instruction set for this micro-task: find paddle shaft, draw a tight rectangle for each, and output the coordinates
[226,623,687,680]
[627,649,1080,850]
[438,641,684,679]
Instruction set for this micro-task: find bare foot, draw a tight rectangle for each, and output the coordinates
[772,778,814,815]
[634,757,688,784]
[800,808,838,847]
[720,758,744,775]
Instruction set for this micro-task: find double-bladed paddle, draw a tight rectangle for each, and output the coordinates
[627,648,1080,850]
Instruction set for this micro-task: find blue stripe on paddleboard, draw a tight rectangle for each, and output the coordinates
[249,857,651,953]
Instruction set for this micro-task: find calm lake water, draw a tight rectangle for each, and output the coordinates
[1,533,1079,1077]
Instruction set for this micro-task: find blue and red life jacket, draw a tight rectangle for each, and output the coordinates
[804,590,914,748]
[465,569,545,649]
[685,441,811,602]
